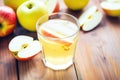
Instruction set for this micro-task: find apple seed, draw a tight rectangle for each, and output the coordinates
[22,44,28,49]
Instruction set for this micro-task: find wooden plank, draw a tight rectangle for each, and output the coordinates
[1,0,120,80]
[75,1,120,79]
[41,64,77,80]
[18,54,46,80]
[18,53,78,80]
[0,36,18,80]
[0,0,18,80]
[75,21,120,80]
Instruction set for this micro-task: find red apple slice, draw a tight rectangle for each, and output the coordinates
[18,40,41,59]
[41,29,58,38]
[39,19,78,45]
[79,6,97,27]
[79,6,103,31]
[42,0,60,13]
[100,1,120,16]
[53,1,59,12]
[8,35,42,61]
[82,11,103,31]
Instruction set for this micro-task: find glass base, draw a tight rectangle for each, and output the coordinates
[42,59,73,70]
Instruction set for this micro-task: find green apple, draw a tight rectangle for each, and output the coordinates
[64,0,89,10]
[17,0,48,31]
[4,0,28,10]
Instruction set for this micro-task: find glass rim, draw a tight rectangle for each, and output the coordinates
[36,12,80,40]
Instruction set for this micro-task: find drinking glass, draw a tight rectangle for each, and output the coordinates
[36,12,79,70]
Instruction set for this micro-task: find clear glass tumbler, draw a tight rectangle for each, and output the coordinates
[36,12,79,70]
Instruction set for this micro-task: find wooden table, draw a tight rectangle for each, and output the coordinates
[0,0,120,80]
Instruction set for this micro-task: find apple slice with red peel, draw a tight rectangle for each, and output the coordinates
[8,35,42,61]
[41,29,58,38]
[78,6,103,31]
[41,0,60,13]
[53,1,59,12]
[39,19,78,45]
[40,27,73,46]
[18,40,41,59]
[100,1,120,16]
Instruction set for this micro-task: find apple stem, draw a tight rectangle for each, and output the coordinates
[0,23,2,29]
[28,4,33,9]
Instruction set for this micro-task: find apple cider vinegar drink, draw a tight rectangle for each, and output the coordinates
[36,13,79,70]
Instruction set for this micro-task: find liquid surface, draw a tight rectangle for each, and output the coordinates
[38,19,79,70]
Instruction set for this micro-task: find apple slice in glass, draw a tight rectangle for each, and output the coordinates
[39,19,78,46]
[8,35,42,61]
[78,6,103,31]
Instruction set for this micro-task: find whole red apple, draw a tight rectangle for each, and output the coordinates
[0,6,16,37]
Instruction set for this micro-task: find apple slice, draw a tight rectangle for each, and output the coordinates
[78,6,103,31]
[41,0,60,13]
[100,1,120,16]
[8,35,42,61]
[39,19,78,45]
[18,40,41,58]
[105,0,120,2]
[53,1,59,12]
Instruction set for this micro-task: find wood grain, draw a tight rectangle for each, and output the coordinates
[0,0,120,80]
[75,0,120,79]
[0,36,18,80]
[18,53,78,80]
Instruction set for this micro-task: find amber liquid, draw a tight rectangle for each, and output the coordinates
[38,19,79,70]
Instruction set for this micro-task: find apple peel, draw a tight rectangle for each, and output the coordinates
[39,19,78,45]
[42,0,59,13]
[78,6,103,31]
